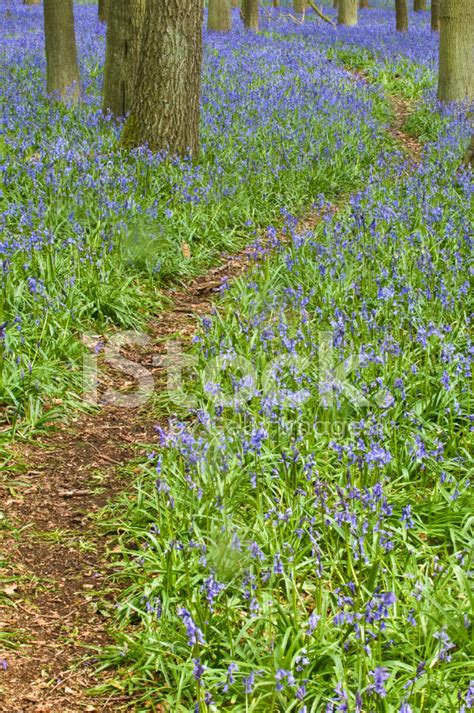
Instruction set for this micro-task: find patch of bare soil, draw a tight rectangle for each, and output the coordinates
[0,90,421,712]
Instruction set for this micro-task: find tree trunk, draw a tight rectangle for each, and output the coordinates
[338,0,357,25]
[359,0,369,8]
[273,0,280,6]
[43,0,81,103]
[437,0,474,103]
[294,0,307,12]
[333,0,338,8]
[431,0,440,30]
[103,0,145,118]
[395,0,408,32]
[208,0,232,30]
[232,0,239,7]
[121,0,204,159]
[461,134,474,168]
[23,0,41,5]
[242,0,259,30]
[413,0,426,11]
[98,0,107,22]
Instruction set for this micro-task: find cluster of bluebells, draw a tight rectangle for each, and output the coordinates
[0,1,385,417]
[110,36,472,713]
[4,3,472,710]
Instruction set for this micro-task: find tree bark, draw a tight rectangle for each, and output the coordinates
[359,0,369,8]
[98,0,107,22]
[121,0,204,159]
[43,0,81,103]
[437,0,474,103]
[273,0,280,6]
[24,0,41,5]
[242,0,259,30]
[103,0,145,118]
[333,0,338,8]
[208,0,232,30]
[338,0,357,25]
[395,0,408,32]
[431,0,440,30]
[231,0,239,7]
[413,0,426,11]
[294,0,307,12]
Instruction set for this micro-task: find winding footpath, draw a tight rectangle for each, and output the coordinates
[0,86,421,712]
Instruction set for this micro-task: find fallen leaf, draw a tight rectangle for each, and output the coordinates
[181,242,191,259]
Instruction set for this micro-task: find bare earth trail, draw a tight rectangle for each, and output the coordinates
[0,90,421,712]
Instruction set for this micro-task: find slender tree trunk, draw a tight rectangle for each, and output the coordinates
[103,0,145,118]
[431,0,440,30]
[395,0,408,31]
[43,0,81,103]
[338,0,357,25]
[413,0,426,11]
[359,0,369,8]
[208,0,232,30]
[294,0,307,12]
[333,0,339,8]
[23,0,40,5]
[242,0,259,30]
[98,0,107,22]
[437,0,474,103]
[121,0,204,159]
[232,0,239,7]
[273,0,280,6]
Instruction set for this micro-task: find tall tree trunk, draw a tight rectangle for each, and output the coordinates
[103,0,145,118]
[23,0,41,5]
[395,0,408,32]
[121,0,204,159]
[98,0,107,22]
[338,0,357,25]
[437,0,474,102]
[273,0,280,6]
[208,0,232,30]
[242,0,259,30]
[333,0,339,8]
[431,0,440,30]
[294,0,307,12]
[359,0,369,8]
[232,0,239,7]
[43,0,81,103]
[413,0,426,11]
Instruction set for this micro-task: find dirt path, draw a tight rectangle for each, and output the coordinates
[0,93,421,713]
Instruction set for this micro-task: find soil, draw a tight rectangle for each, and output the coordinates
[0,88,421,712]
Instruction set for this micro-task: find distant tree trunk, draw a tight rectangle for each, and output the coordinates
[273,0,280,6]
[333,0,338,8]
[338,0,357,25]
[103,0,145,118]
[359,0,369,7]
[294,0,307,11]
[413,0,426,10]
[98,0,107,22]
[395,0,408,32]
[242,0,259,30]
[43,0,81,103]
[462,134,474,168]
[431,0,440,30]
[121,0,204,159]
[232,0,239,7]
[208,0,232,30]
[23,0,41,5]
[437,0,474,103]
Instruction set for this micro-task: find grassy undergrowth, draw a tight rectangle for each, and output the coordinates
[0,3,393,436]
[94,18,473,713]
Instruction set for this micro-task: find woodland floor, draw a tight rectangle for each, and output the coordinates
[0,88,421,712]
